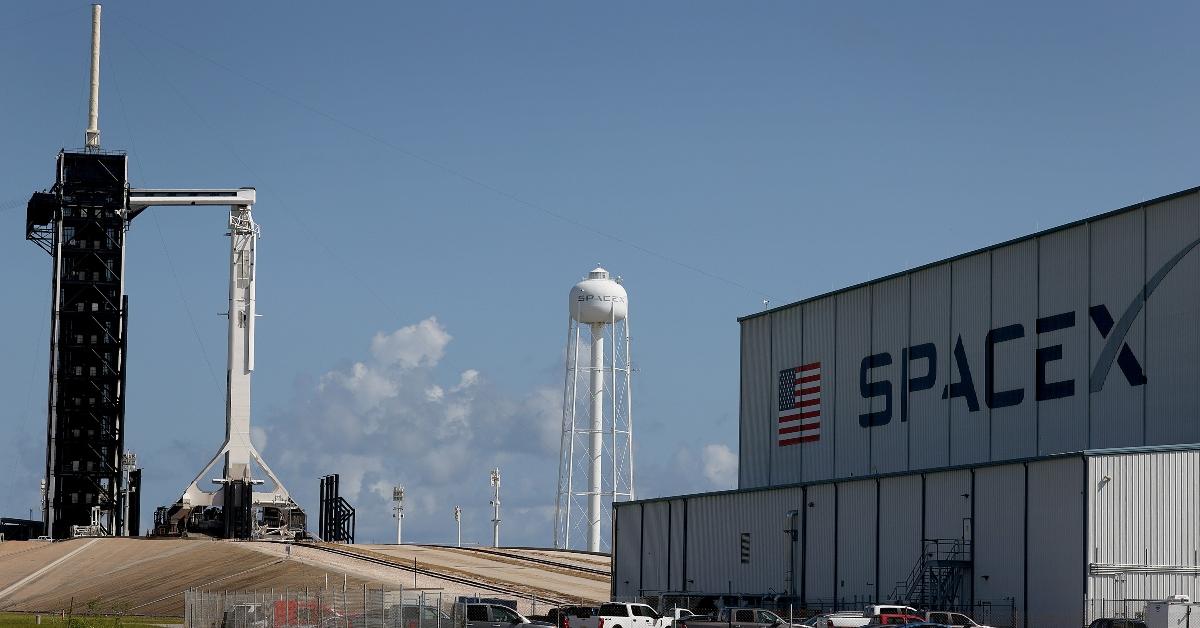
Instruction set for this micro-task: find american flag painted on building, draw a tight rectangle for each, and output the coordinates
[778,362,821,446]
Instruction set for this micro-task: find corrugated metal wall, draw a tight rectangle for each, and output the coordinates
[668,499,685,592]
[1027,457,1084,628]
[950,253,991,467]
[871,277,909,476]
[1087,449,1200,605]
[740,315,772,488]
[877,475,922,599]
[924,469,971,542]
[1036,225,1089,455]
[835,479,877,604]
[739,189,1200,489]
[615,449,1193,628]
[1089,454,1153,566]
[909,265,952,470]
[990,239,1037,461]
[771,306,805,485]
[1088,209,1145,449]
[802,299,837,480]
[614,502,642,596]
[680,488,804,596]
[1144,194,1200,446]
[835,289,872,479]
[973,464,1025,613]
[641,501,670,592]
[804,483,836,603]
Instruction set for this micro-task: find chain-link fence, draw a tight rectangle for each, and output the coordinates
[1085,598,1160,625]
[185,587,466,628]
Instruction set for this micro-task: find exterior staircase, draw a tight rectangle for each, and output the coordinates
[890,538,972,608]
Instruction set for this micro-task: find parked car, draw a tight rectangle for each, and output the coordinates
[546,606,600,628]
[665,609,702,624]
[922,611,994,628]
[805,612,869,628]
[864,623,947,627]
[466,603,553,628]
[1087,619,1148,628]
[676,607,805,628]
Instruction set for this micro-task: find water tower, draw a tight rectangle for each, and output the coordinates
[554,267,634,552]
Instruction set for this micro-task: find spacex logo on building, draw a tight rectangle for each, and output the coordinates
[854,235,1200,429]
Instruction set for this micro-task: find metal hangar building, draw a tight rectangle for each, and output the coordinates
[612,186,1200,628]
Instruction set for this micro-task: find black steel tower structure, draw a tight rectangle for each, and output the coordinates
[318,474,355,543]
[26,151,130,539]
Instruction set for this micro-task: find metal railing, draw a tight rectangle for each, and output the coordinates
[888,538,972,607]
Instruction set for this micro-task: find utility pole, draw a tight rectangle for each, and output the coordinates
[392,485,404,545]
[490,468,501,548]
[454,505,462,547]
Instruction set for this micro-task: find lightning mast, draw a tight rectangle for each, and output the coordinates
[454,505,462,547]
[490,468,501,548]
[393,485,405,544]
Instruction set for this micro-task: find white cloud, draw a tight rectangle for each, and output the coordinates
[260,316,737,546]
[251,426,268,452]
[701,444,738,488]
[453,369,479,391]
[264,318,566,545]
[369,318,451,368]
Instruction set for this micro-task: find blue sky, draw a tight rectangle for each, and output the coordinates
[2,1,1199,546]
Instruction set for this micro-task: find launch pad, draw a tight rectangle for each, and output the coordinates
[25,5,305,540]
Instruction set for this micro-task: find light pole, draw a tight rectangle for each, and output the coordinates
[490,468,501,548]
[454,505,462,547]
[392,485,405,545]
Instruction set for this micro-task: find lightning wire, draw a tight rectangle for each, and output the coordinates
[107,48,223,395]
[117,13,773,303]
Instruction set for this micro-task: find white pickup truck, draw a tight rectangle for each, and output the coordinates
[575,603,683,628]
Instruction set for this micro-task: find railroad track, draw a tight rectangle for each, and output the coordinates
[434,545,608,577]
[281,542,574,606]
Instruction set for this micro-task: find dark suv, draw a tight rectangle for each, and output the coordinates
[1088,619,1148,628]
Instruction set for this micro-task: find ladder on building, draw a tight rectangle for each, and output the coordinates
[890,538,972,608]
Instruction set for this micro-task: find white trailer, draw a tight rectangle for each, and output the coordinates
[1145,596,1197,628]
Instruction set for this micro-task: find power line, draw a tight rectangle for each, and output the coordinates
[0,3,88,36]
[115,14,772,302]
[107,46,223,396]
[116,27,410,324]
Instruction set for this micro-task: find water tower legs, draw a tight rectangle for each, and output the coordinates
[588,323,605,552]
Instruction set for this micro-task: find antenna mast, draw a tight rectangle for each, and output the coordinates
[393,485,405,545]
[85,4,101,149]
[490,468,501,548]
